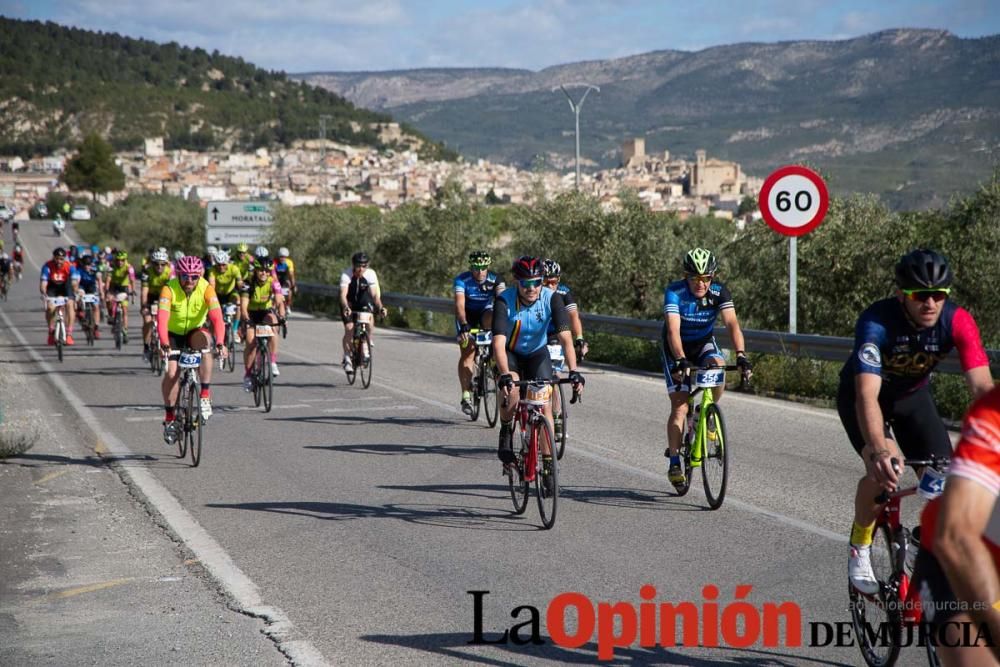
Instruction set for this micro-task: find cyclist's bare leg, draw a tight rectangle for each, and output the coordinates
[707,358,726,402]
[667,391,689,457]
[44,300,55,329]
[853,438,902,528]
[936,612,999,667]
[499,371,522,423]
[189,330,213,386]
[243,325,257,373]
[162,359,180,407]
[263,312,279,362]
[458,339,475,392]
[541,392,554,457]
[342,321,354,359]
[65,297,76,333]
[142,309,153,347]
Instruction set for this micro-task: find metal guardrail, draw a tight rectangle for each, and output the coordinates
[299,282,1000,375]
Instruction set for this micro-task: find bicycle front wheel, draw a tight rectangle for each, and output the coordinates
[469,368,481,422]
[252,352,263,407]
[346,340,358,385]
[849,523,901,667]
[55,320,65,362]
[261,345,273,412]
[187,382,202,467]
[114,312,123,350]
[482,364,499,428]
[175,388,188,459]
[360,335,373,389]
[534,419,558,529]
[701,403,729,510]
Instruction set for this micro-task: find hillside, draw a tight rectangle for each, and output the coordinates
[298,30,1000,209]
[0,17,454,159]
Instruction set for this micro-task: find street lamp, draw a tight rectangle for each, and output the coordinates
[553,83,600,191]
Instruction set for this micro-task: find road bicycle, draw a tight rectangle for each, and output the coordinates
[0,273,8,301]
[108,291,130,350]
[467,329,499,426]
[250,321,275,412]
[505,377,580,530]
[672,364,747,510]
[148,303,163,375]
[79,293,101,346]
[849,456,948,667]
[220,303,238,372]
[169,348,205,467]
[47,296,69,362]
[345,309,374,389]
[547,342,570,459]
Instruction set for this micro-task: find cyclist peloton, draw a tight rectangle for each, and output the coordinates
[913,385,1000,666]
[661,248,751,490]
[104,250,135,342]
[75,254,104,338]
[157,256,226,443]
[275,247,297,312]
[40,247,80,345]
[492,256,585,483]
[842,249,993,596]
[454,250,505,414]
[140,249,174,361]
[339,252,387,373]
[208,250,245,343]
[240,257,287,389]
[542,259,589,360]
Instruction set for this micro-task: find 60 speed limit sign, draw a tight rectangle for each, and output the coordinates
[758,165,829,237]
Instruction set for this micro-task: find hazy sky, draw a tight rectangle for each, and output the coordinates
[3,0,998,73]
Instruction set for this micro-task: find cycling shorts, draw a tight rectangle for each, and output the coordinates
[503,346,553,382]
[455,309,490,336]
[246,310,277,326]
[45,282,73,298]
[659,335,725,394]
[167,327,214,351]
[342,305,375,325]
[79,282,100,295]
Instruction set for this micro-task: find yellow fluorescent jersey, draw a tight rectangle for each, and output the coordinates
[159,277,220,334]
[211,263,242,295]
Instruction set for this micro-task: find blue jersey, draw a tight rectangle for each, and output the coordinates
[453,270,502,315]
[840,298,988,398]
[493,286,570,356]
[546,283,577,336]
[77,265,101,291]
[662,279,734,342]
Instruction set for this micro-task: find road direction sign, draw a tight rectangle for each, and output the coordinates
[205,200,273,245]
[206,226,268,245]
[758,165,829,237]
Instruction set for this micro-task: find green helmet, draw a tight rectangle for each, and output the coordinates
[468,250,491,268]
[683,248,718,275]
[236,242,249,253]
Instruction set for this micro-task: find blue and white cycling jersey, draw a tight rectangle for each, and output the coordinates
[492,286,570,356]
[662,278,734,343]
[77,266,101,293]
[453,270,502,317]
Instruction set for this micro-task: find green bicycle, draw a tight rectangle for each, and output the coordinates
[673,364,747,510]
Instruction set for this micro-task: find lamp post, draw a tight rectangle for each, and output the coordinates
[553,83,600,191]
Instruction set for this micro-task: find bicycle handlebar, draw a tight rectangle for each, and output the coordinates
[502,377,582,407]
[874,455,950,504]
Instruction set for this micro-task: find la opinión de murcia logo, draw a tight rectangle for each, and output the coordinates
[468,586,996,660]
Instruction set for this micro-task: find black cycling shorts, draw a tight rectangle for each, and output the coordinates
[246,310,277,326]
[659,333,725,394]
[837,381,951,464]
[342,304,374,325]
[45,283,73,298]
[504,346,553,382]
[167,328,214,351]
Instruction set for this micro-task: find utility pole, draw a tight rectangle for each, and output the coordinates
[553,83,600,191]
[318,114,332,161]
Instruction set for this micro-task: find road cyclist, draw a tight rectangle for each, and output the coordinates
[140,249,174,362]
[492,256,584,494]
[240,257,287,390]
[207,249,245,351]
[842,249,993,598]
[40,247,80,346]
[104,249,135,344]
[11,243,24,281]
[339,251,387,374]
[274,247,297,312]
[660,248,751,491]
[542,258,588,446]
[454,250,504,415]
[75,254,104,340]
[156,256,226,444]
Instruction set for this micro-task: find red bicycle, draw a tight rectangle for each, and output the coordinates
[849,455,948,667]
[504,377,580,530]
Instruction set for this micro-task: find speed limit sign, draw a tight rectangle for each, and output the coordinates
[758,165,829,237]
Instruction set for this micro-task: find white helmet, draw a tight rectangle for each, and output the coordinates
[104,246,112,255]
[214,250,230,265]
[157,246,168,255]
[173,250,184,261]
[207,245,219,256]
[254,246,269,259]
[278,247,290,258]
[151,249,169,263]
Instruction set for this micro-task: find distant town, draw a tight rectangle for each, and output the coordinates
[0,123,762,220]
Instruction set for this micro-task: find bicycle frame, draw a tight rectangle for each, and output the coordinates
[685,365,736,461]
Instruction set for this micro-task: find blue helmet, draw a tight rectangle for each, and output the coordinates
[91,244,100,254]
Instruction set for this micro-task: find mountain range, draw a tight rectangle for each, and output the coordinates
[298,29,1000,209]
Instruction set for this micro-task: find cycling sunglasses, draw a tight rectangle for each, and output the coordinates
[179,273,200,282]
[518,278,543,289]
[470,264,489,271]
[686,273,714,284]
[902,288,950,302]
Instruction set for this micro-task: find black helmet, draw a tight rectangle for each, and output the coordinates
[80,254,93,266]
[52,247,66,258]
[895,249,953,290]
[542,258,561,279]
[511,256,543,280]
[352,251,369,266]
[682,248,718,275]
[468,250,491,268]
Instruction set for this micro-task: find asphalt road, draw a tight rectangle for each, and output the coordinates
[2,218,935,666]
